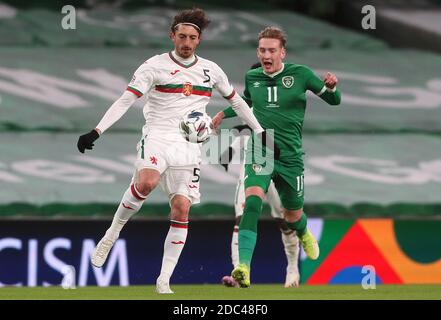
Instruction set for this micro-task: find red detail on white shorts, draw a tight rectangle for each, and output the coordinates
[189,184,198,189]
[171,241,185,245]
[150,156,158,165]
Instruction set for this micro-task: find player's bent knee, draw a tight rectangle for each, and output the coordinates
[245,186,265,199]
[136,169,161,195]
[284,208,303,222]
[135,180,158,196]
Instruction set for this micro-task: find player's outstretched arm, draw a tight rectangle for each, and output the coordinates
[212,98,252,129]
[307,68,341,106]
[77,129,100,154]
[321,72,341,105]
[76,90,138,153]
[211,110,226,130]
[218,93,262,133]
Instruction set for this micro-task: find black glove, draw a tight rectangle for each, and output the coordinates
[77,129,100,153]
[257,130,280,160]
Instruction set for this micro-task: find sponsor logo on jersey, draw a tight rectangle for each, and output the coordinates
[183,82,193,96]
[282,76,294,88]
[253,81,260,87]
[252,164,262,173]
[170,69,180,75]
[189,184,198,189]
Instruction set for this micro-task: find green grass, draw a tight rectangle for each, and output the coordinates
[0,284,440,300]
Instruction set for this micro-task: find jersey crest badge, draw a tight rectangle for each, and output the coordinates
[252,164,262,173]
[183,82,193,96]
[282,76,294,88]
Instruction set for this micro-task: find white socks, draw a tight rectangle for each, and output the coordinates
[281,231,300,271]
[158,220,189,281]
[231,226,239,268]
[106,184,190,285]
[105,183,146,242]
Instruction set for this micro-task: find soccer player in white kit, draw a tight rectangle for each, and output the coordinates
[76,8,266,294]
[219,125,300,288]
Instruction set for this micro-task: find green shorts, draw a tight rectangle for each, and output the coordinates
[244,161,305,211]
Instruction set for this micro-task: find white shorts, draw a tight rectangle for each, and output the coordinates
[133,135,201,205]
[234,163,283,218]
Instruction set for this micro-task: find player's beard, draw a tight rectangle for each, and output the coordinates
[177,46,194,59]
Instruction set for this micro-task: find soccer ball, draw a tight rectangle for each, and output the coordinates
[179,110,213,143]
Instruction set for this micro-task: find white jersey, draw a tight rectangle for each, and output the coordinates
[127,51,235,140]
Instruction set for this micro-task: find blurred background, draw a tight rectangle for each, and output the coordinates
[0,0,440,287]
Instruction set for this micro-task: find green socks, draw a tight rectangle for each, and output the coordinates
[286,212,307,237]
[238,230,257,268]
[238,195,263,267]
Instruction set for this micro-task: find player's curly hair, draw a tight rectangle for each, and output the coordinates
[171,8,211,35]
[258,26,287,48]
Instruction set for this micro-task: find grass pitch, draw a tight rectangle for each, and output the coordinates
[0,284,440,300]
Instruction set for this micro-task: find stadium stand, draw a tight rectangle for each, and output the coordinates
[335,0,441,54]
[1,7,440,218]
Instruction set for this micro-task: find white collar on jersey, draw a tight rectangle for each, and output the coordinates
[263,63,285,78]
[171,50,197,66]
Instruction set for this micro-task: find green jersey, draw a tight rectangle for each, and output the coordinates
[223,63,341,165]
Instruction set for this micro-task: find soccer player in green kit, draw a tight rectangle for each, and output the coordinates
[212,26,341,287]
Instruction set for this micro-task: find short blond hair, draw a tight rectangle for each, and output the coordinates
[258,26,287,48]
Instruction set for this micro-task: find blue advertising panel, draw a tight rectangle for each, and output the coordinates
[0,220,290,287]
